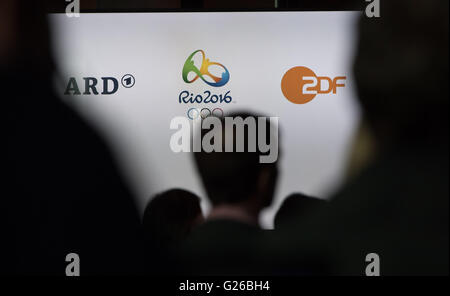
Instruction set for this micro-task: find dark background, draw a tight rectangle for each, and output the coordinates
[45,0,364,12]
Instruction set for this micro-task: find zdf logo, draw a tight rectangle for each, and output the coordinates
[281,66,346,104]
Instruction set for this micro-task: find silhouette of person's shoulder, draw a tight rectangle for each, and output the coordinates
[271,144,449,275]
[188,219,262,245]
[180,219,266,275]
[326,145,449,275]
[3,77,143,274]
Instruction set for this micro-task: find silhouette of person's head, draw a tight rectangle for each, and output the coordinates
[274,193,327,229]
[353,0,448,151]
[143,189,204,250]
[193,112,279,226]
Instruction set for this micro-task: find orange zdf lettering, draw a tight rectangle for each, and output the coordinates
[281,66,346,104]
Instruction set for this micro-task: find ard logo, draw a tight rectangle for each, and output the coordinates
[64,74,136,95]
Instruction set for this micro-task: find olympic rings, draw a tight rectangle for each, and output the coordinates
[187,108,224,120]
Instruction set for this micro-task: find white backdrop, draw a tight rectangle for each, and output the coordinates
[50,12,361,228]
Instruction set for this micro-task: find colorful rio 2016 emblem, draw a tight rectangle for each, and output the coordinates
[182,50,230,87]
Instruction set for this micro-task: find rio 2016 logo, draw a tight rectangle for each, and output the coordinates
[281,66,346,104]
[179,50,233,118]
[182,50,230,87]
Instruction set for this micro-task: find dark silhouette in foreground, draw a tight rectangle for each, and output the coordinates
[181,112,279,275]
[143,189,203,274]
[268,0,449,275]
[274,193,327,230]
[1,0,143,275]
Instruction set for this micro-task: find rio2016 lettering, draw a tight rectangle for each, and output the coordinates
[179,90,232,104]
